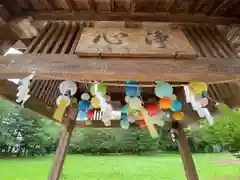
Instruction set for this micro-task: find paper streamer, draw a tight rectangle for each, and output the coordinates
[140,107,158,138]
[184,85,214,125]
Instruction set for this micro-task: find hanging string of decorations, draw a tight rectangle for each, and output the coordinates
[15,73,216,139]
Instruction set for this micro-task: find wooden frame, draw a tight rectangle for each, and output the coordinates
[20,11,240,25]
[0,54,240,83]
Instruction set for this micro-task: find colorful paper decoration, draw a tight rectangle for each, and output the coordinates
[199,98,209,107]
[54,80,77,122]
[91,96,100,108]
[139,120,147,128]
[189,82,208,96]
[170,94,177,100]
[87,109,94,119]
[171,100,182,112]
[155,82,173,97]
[125,81,141,97]
[127,114,136,123]
[147,104,158,116]
[59,80,77,96]
[125,96,131,103]
[81,93,90,100]
[90,83,107,96]
[128,97,142,110]
[159,97,173,109]
[184,85,214,125]
[16,74,34,107]
[77,110,87,121]
[104,95,111,102]
[126,105,136,114]
[121,105,127,114]
[173,112,184,121]
[120,120,130,129]
[140,107,158,138]
[78,100,90,112]
[53,95,70,121]
[202,91,208,98]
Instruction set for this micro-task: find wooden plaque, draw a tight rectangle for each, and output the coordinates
[75,27,196,58]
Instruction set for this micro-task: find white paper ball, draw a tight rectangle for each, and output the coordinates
[129,97,142,110]
[59,80,77,96]
[81,93,90,100]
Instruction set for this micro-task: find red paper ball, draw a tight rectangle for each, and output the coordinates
[147,104,158,116]
[87,109,95,120]
[139,120,147,128]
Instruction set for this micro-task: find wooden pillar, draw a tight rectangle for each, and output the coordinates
[48,99,77,180]
[174,122,199,180]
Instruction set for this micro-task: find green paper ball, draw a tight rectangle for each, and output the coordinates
[90,83,107,96]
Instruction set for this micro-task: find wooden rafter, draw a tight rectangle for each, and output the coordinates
[19,11,240,25]
[1,54,240,83]
[191,0,206,14]
[168,0,182,13]
[208,0,230,15]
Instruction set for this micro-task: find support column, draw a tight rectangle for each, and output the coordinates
[175,122,199,180]
[48,99,77,180]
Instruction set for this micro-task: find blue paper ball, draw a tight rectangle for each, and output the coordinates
[171,100,182,112]
[155,82,173,97]
[78,100,90,112]
[125,81,141,97]
[120,120,130,129]
[77,111,87,121]
[121,105,127,114]
[121,113,128,121]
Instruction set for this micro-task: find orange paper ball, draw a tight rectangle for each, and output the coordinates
[138,112,144,120]
[159,97,173,109]
[173,112,184,121]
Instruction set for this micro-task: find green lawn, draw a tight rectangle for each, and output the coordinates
[0,154,239,180]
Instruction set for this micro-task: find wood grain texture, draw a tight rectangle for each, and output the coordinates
[1,54,240,82]
[175,122,199,180]
[75,27,196,58]
[20,11,240,25]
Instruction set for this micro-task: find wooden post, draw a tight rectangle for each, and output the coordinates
[174,122,199,180]
[48,99,77,180]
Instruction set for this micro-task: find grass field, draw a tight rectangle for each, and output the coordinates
[0,153,239,180]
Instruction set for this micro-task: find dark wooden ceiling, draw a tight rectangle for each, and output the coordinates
[1,0,240,24]
[2,0,239,15]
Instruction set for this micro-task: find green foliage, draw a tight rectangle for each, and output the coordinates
[0,100,62,156]
[188,104,240,152]
[69,128,160,154]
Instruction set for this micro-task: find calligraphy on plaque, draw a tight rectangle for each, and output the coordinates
[75,27,196,58]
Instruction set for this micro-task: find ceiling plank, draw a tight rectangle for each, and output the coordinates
[0,54,240,83]
[19,11,240,24]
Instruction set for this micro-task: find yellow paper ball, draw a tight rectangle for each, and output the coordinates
[91,96,100,108]
[173,112,184,121]
[189,82,208,96]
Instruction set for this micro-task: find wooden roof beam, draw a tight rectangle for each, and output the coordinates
[18,11,240,25]
[0,54,240,83]
[0,79,58,123]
